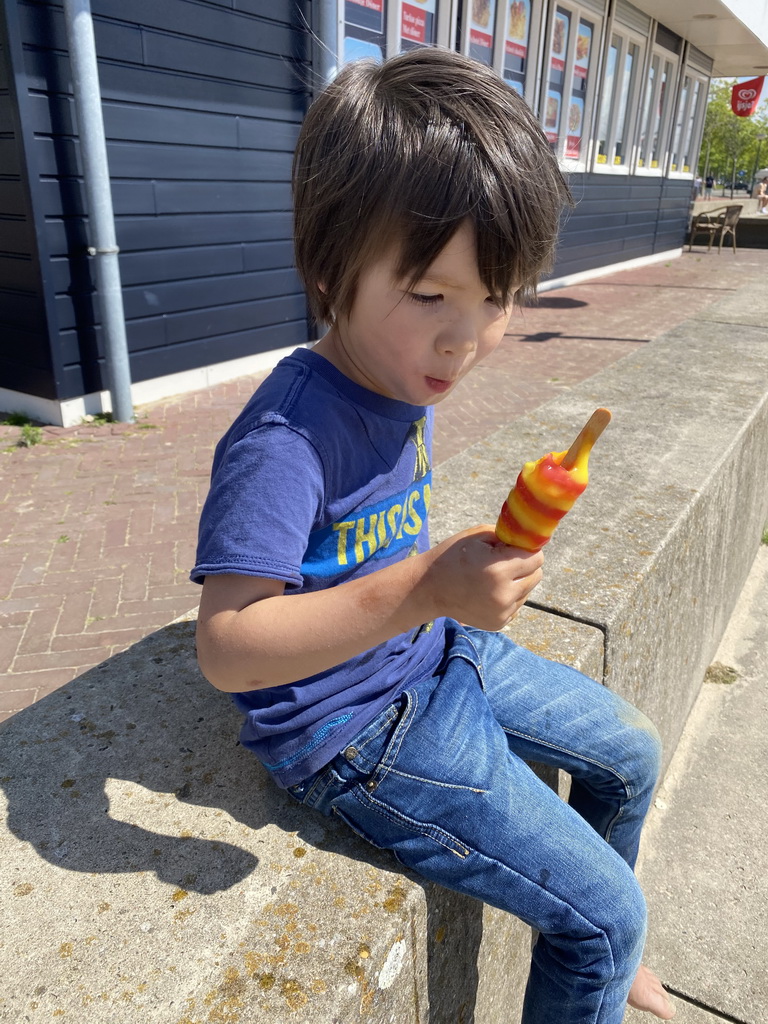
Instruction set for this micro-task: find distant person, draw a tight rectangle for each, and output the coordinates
[756,178,768,214]
[705,174,714,199]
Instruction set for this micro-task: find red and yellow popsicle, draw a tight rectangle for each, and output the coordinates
[495,408,612,552]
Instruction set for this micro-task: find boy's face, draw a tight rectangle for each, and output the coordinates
[314,220,513,406]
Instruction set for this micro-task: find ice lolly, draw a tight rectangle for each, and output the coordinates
[495,408,611,552]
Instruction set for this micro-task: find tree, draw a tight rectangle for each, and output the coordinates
[698,79,768,188]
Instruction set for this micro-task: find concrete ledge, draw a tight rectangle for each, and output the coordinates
[3,284,767,1022]
[1,612,600,1024]
[687,198,768,250]
[691,197,757,216]
[432,291,768,772]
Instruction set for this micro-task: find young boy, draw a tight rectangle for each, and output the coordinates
[192,47,674,1023]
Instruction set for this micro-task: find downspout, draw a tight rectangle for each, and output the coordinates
[63,0,133,422]
[307,0,339,343]
[312,0,340,93]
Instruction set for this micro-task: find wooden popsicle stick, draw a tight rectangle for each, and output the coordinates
[560,407,612,470]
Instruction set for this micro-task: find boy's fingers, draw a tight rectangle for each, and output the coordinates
[493,543,544,572]
[464,525,544,561]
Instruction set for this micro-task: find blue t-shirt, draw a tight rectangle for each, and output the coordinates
[191,348,446,787]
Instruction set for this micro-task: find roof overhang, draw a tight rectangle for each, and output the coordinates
[634,0,768,76]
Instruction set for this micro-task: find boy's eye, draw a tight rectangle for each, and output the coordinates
[409,292,443,306]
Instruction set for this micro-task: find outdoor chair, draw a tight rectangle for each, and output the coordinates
[688,204,742,253]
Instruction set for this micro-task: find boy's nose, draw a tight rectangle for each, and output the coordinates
[436,320,477,356]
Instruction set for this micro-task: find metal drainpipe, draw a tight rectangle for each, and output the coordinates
[313,0,339,93]
[63,0,133,422]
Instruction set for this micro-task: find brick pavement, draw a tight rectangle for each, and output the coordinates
[2,248,768,721]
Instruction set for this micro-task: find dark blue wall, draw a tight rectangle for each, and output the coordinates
[0,1,58,399]
[1,0,311,402]
[553,173,692,280]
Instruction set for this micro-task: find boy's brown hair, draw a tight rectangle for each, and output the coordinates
[293,47,572,325]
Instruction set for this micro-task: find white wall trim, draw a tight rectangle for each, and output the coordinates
[0,342,311,428]
[539,247,682,292]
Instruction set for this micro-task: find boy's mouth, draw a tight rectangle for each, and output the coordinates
[425,376,454,394]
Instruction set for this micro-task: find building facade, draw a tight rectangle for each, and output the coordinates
[1,0,767,425]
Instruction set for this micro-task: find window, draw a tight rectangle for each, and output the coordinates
[341,1,449,63]
[614,44,638,164]
[636,26,681,172]
[456,0,544,103]
[467,0,498,66]
[541,2,603,165]
[595,33,642,168]
[344,0,388,62]
[566,18,593,159]
[648,58,675,167]
[544,8,571,147]
[502,1,533,95]
[670,73,706,173]
[596,39,618,160]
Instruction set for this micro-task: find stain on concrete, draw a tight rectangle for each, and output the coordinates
[705,661,739,685]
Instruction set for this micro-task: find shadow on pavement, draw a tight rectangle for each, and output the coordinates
[0,620,485,1019]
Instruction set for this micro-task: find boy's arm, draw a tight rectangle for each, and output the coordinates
[196,525,543,692]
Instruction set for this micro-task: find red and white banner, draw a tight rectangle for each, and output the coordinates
[731,77,764,117]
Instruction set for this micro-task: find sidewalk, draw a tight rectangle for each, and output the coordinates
[3,247,768,721]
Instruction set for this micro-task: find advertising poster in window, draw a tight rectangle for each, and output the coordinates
[504,0,530,92]
[544,90,561,141]
[469,0,497,66]
[566,20,591,158]
[566,97,584,157]
[550,10,569,73]
[345,0,386,62]
[545,9,570,143]
[401,0,437,49]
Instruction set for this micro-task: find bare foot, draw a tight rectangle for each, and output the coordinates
[627,964,675,1019]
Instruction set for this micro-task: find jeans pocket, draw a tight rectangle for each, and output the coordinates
[334,784,472,861]
[336,697,408,784]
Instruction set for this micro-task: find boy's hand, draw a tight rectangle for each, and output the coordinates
[420,525,543,631]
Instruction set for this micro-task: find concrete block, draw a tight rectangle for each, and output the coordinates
[690,283,768,329]
[431,319,768,771]
[0,611,601,1024]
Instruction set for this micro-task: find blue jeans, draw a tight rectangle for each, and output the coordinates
[288,621,662,1024]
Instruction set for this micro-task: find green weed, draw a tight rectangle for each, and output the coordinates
[18,423,43,447]
[1,411,34,427]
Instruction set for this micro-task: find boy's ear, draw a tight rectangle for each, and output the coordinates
[317,282,327,293]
